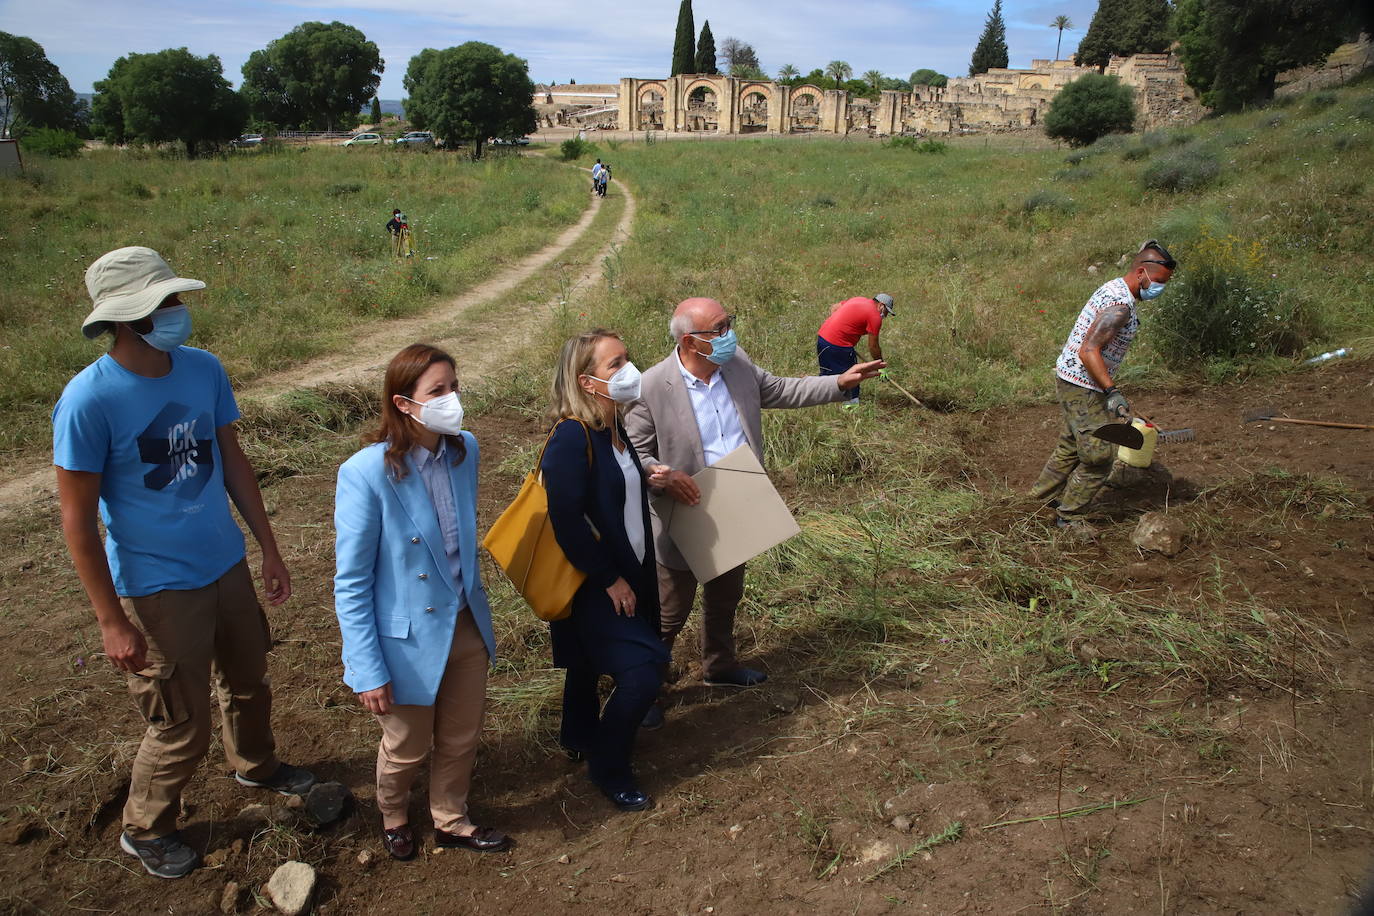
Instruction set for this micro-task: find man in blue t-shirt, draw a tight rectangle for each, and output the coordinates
[53,247,316,879]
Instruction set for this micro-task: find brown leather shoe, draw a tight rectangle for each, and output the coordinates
[381,825,415,861]
[434,826,511,852]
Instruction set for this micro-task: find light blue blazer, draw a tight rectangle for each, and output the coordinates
[333,435,496,706]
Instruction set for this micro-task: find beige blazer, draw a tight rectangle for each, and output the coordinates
[624,346,843,570]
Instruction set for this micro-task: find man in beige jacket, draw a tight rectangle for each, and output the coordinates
[625,297,882,712]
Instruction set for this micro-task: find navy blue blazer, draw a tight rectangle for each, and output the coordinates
[540,417,668,674]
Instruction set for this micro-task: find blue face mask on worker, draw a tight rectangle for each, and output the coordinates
[692,327,737,365]
[1138,268,1166,301]
[138,305,192,351]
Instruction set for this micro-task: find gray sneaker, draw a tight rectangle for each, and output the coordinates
[120,830,199,879]
[235,763,316,797]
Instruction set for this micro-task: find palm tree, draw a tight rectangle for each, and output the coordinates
[863,69,884,91]
[1049,15,1074,61]
[777,63,799,82]
[824,60,853,90]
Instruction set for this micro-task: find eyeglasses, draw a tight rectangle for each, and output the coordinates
[1139,239,1177,270]
[688,315,735,338]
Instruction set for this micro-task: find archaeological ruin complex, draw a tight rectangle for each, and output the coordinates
[534,53,1201,137]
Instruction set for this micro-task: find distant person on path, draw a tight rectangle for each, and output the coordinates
[817,293,895,403]
[1029,240,1177,531]
[625,298,883,708]
[591,159,605,195]
[53,247,317,879]
[540,330,667,812]
[333,344,510,861]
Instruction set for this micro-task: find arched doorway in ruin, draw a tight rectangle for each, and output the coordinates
[684,81,719,131]
[789,85,822,132]
[637,84,665,130]
[739,84,771,132]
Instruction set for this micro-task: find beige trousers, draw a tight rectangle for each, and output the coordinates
[121,560,280,840]
[375,610,490,833]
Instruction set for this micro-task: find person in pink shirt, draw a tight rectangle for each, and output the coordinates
[817,293,894,402]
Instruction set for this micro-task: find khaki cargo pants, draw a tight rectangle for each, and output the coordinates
[1029,378,1116,519]
[121,559,280,839]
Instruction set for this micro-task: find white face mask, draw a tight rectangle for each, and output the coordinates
[401,390,463,435]
[586,361,642,403]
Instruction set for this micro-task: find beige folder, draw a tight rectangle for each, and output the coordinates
[655,445,801,582]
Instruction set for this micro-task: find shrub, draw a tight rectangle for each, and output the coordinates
[1148,232,1317,368]
[1262,114,1285,129]
[1044,73,1136,148]
[1306,92,1337,113]
[1141,148,1221,193]
[1122,144,1153,161]
[559,137,597,161]
[325,181,364,196]
[886,135,948,153]
[1064,149,1091,165]
[1022,190,1075,214]
[1052,165,1097,182]
[20,128,83,158]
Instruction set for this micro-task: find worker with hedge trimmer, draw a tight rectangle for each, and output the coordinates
[1029,240,1177,531]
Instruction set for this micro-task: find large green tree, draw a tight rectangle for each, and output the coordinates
[719,37,761,76]
[92,48,245,157]
[1175,0,1363,111]
[0,32,83,138]
[240,21,382,130]
[969,0,1010,76]
[1043,72,1136,145]
[910,68,949,87]
[694,21,719,75]
[671,0,695,75]
[403,42,536,158]
[1074,0,1171,69]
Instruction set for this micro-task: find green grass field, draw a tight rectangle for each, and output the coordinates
[0,147,586,457]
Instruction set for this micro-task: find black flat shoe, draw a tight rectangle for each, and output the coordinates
[640,704,665,730]
[600,786,652,812]
[561,744,585,762]
[381,825,415,861]
[434,826,512,853]
[704,667,768,688]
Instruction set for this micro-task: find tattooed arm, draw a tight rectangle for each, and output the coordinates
[1078,304,1131,391]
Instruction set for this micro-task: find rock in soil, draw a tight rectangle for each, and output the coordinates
[220,880,240,914]
[267,861,316,916]
[1131,511,1185,556]
[304,781,352,826]
[355,848,374,869]
[0,820,38,845]
[890,815,913,833]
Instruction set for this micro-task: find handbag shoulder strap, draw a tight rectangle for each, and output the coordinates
[535,417,594,473]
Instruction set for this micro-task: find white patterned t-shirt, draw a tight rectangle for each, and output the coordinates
[1055,277,1138,392]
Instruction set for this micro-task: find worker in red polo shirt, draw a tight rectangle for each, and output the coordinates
[817,293,893,404]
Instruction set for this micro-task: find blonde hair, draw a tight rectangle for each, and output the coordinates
[547,328,621,430]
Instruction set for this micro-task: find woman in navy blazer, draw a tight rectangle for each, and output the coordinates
[334,344,510,860]
[541,329,669,811]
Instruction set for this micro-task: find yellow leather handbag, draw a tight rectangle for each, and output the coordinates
[482,419,592,621]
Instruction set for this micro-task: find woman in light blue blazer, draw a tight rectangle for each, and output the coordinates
[334,343,510,861]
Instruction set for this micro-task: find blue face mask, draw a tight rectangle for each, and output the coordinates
[695,327,738,365]
[139,305,192,351]
[1138,271,1166,301]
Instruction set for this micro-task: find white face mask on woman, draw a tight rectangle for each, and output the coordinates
[400,391,464,435]
[586,361,642,403]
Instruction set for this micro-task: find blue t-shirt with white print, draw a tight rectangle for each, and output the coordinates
[52,346,246,596]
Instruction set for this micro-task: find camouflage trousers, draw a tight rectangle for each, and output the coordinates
[1029,378,1116,519]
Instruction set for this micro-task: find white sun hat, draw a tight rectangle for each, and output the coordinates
[81,246,205,339]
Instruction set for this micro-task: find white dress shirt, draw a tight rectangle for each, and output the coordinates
[611,442,647,564]
[675,349,748,466]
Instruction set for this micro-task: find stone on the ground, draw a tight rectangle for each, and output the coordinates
[1131,511,1185,557]
[891,815,913,833]
[220,880,240,914]
[305,781,351,826]
[267,861,316,916]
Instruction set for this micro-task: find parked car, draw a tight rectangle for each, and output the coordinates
[490,137,531,146]
[394,131,434,147]
[341,133,382,146]
[232,134,263,148]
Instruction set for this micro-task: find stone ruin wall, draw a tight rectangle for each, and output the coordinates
[597,53,1198,139]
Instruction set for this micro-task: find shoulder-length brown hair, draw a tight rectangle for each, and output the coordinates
[547,328,621,431]
[367,343,467,479]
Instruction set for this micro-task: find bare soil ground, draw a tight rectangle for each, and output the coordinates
[0,359,1370,914]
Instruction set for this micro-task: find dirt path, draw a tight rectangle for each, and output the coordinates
[0,174,636,520]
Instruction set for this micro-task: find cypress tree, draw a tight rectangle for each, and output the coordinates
[969,0,1010,76]
[1075,0,1173,69]
[671,0,696,75]
[370,96,381,123]
[695,21,719,75]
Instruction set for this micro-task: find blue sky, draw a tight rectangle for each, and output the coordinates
[0,0,1095,97]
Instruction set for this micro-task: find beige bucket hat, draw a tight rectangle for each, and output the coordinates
[81,247,205,339]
